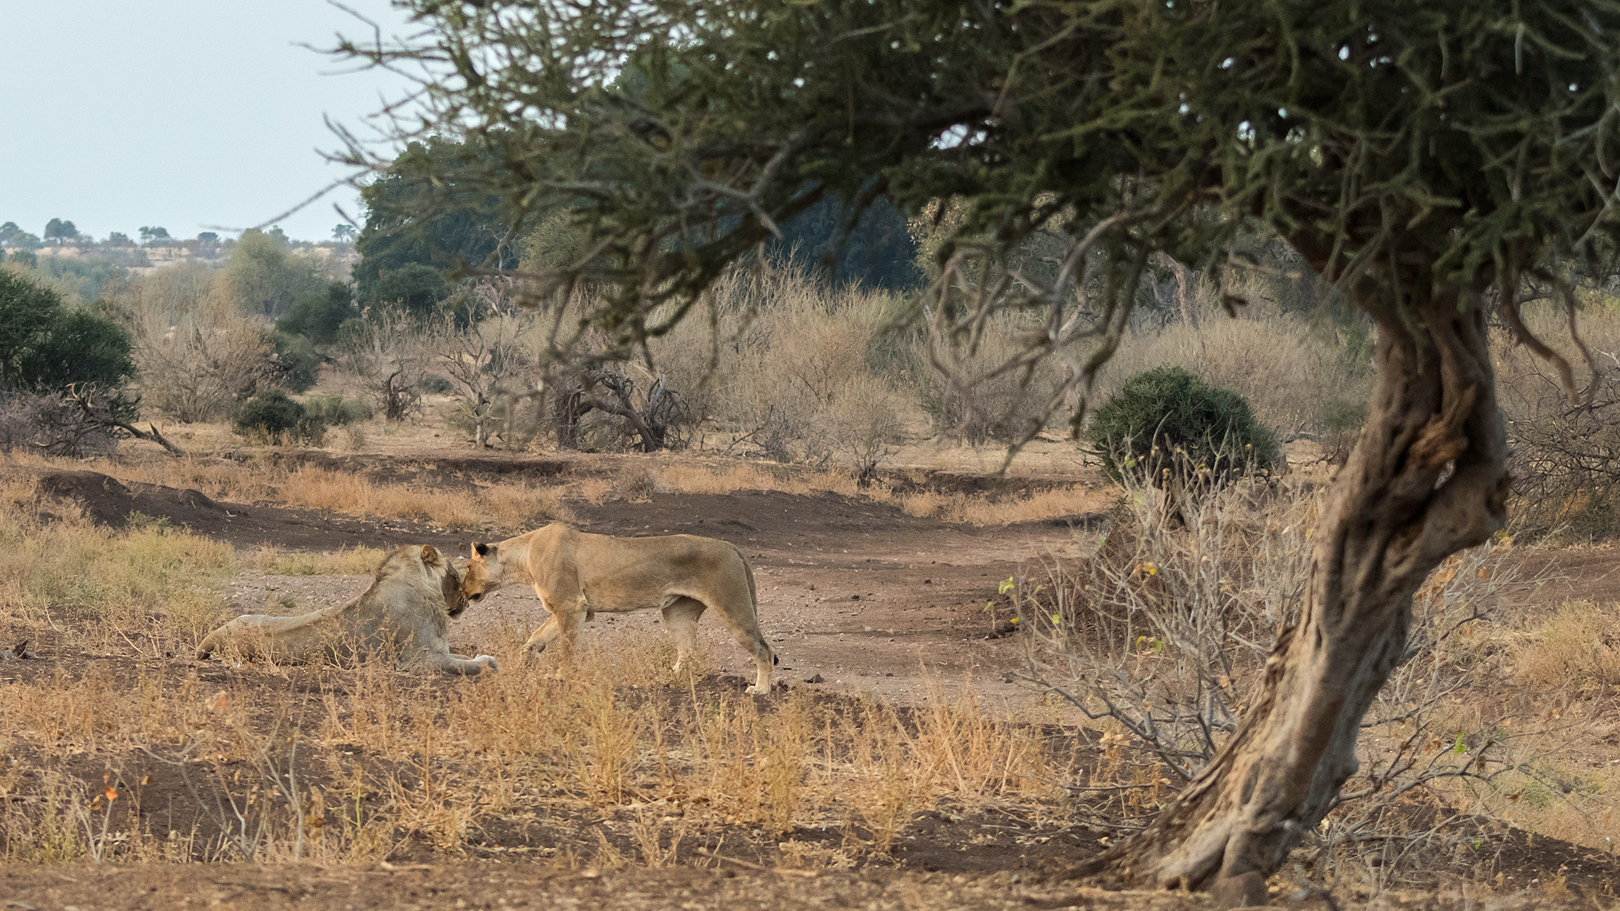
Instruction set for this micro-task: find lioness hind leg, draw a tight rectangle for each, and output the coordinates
[662,597,706,676]
[719,608,775,696]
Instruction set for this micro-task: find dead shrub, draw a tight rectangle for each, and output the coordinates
[108,265,280,422]
[1019,462,1552,887]
[1497,302,1620,541]
[917,314,1070,444]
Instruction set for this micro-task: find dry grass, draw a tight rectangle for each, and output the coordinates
[245,546,389,577]
[0,630,1075,865]
[651,461,1110,526]
[897,484,1109,525]
[1515,600,1620,694]
[31,457,577,536]
[0,478,235,652]
[1095,276,1372,442]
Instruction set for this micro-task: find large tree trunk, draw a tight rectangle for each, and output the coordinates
[1090,276,1509,900]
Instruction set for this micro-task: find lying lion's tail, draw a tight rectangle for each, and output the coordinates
[196,627,224,660]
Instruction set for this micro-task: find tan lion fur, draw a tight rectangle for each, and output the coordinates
[197,545,497,676]
[464,524,776,693]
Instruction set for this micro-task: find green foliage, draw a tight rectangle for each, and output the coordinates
[269,331,321,393]
[43,218,79,244]
[232,390,323,444]
[365,263,449,318]
[334,1,1620,387]
[0,222,42,250]
[302,393,372,426]
[1086,367,1277,488]
[0,270,134,405]
[27,254,125,305]
[421,374,454,395]
[354,137,517,309]
[769,197,923,292]
[278,281,358,346]
[223,228,326,319]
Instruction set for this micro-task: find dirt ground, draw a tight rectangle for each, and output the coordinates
[7,451,1620,910]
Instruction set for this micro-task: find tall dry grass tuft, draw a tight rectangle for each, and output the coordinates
[648,261,913,475]
[1515,600,1620,695]
[0,480,234,652]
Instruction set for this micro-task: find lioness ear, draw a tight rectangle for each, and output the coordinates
[420,545,441,568]
[474,542,492,558]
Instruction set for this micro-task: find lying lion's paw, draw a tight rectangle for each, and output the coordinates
[476,654,499,673]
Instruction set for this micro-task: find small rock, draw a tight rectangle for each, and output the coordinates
[804,673,825,684]
[850,594,861,601]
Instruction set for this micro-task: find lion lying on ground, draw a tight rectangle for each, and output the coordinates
[463,524,776,694]
[197,545,497,676]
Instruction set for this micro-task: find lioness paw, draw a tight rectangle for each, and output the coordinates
[745,684,769,696]
[476,654,499,673]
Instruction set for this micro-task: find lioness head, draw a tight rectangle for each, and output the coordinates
[463,542,503,603]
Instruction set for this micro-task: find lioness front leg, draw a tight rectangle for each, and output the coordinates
[522,597,587,661]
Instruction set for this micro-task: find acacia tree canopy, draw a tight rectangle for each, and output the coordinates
[337,0,1620,895]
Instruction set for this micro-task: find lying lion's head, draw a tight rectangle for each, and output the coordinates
[463,542,502,603]
[419,545,470,618]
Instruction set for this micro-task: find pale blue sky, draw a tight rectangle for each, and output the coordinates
[0,1,424,243]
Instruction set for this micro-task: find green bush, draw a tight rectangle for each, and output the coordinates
[279,281,358,346]
[0,270,136,416]
[232,390,324,445]
[1086,366,1278,487]
[302,393,372,426]
[270,331,321,392]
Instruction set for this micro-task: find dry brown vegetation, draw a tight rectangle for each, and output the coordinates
[1011,470,1620,889]
[6,259,1620,907]
[1,444,1617,906]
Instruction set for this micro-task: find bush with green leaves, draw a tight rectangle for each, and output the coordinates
[269,331,320,392]
[279,281,358,346]
[1086,366,1278,488]
[1,269,134,396]
[232,390,324,445]
[302,393,372,427]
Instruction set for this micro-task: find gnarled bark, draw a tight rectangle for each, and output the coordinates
[1089,275,1509,894]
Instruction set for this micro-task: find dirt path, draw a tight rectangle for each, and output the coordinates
[213,482,1101,708]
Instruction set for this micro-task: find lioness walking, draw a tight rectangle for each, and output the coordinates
[463,524,776,694]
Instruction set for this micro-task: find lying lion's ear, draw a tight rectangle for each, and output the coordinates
[474,542,492,558]
[420,545,441,567]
